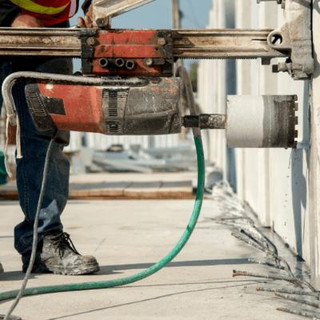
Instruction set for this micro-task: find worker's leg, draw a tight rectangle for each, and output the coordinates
[12,58,99,274]
[13,58,70,258]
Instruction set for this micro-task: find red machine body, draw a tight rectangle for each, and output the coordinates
[38,83,105,133]
[82,30,174,77]
[25,77,182,135]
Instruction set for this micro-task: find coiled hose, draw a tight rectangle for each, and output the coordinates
[0,67,205,318]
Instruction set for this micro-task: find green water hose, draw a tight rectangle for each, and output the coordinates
[0,135,205,302]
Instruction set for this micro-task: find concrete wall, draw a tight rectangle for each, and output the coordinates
[234,1,309,259]
[198,0,318,282]
[309,0,320,287]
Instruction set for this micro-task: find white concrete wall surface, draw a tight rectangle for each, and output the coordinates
[197,0,229,174]
[198,0,319,282]
[309,0,320,286]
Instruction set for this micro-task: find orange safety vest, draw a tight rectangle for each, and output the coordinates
[10,0,78,26]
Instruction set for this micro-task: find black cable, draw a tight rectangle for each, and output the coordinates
[4,134,57,320]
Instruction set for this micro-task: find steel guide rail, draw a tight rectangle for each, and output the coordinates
[172,29,286,59]
[0,28,286,60]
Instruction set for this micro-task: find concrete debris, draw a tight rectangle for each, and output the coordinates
[209,181,319,318]
[276,307,320,320]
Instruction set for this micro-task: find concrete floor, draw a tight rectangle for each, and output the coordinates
[0,198,305,320]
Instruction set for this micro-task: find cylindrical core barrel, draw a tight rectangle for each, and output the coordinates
[226,95,297,148]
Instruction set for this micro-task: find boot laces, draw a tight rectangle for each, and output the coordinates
[50,232,81,258]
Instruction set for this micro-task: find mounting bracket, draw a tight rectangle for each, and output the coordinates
[259,0,314,79]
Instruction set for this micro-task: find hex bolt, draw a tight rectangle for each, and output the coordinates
[125,60,136,70]
[144,58,153,66]
[272,62,288,73]
[158,38,167,45]
[86,37,96,46]
[96,17,109,27]
[115,58,125,68]
[99,58,109,68]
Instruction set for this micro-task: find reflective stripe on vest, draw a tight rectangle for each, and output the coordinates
[10,0,69,15]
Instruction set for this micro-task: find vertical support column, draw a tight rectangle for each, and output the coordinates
[309,2,320,287]
[257,1,278,227]
[235,0,252,200]
[198,0,227,171]
[172,0,180,29]
[225,0,237,191]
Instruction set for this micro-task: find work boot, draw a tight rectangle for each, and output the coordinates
[0,262,3,273]
[22,254,50,274]
[23,232,99,275]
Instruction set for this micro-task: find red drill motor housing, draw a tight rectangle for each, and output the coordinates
[25,77,182,135]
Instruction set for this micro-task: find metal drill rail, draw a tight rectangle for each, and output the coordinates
[0,28,286,59]
[0,28,81,56]
[172,29,286,59]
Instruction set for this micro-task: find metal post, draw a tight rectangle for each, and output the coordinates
[172,0,188,139]
[172,0,181,29]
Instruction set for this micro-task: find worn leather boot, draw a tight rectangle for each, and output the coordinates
[22,232,99,275]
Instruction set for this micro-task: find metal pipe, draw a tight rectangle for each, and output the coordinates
[125,60,136,70]
[99,58,109,68]
[115,58,125,68]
